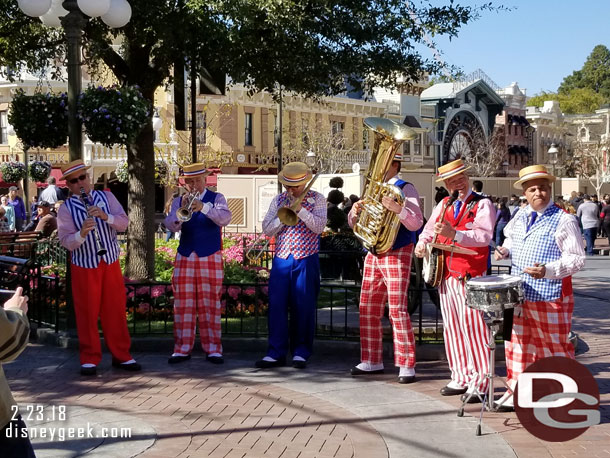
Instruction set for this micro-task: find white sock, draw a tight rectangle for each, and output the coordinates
[446,380,465,389]
[293,356,305,362]
[172,353,188,357]
[81,363,96,368]
[208,353,222,358]
[262,356,277,362]
[120,359,136,365]
[399,367,415,377]
[356,362,384,372]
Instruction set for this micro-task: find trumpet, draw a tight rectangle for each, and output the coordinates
[176,191,201,222]
[79,187,108,257]
[277,172,320,226]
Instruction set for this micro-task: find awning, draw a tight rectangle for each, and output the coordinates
[402,115,422,129]
[206,167,221,187]
[0,171,17,189]
[36,168,66,188]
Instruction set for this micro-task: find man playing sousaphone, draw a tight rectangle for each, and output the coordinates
[348,153,423,384]
[493,165,585,411]
[255,162,326,369]
[415,159,496,401]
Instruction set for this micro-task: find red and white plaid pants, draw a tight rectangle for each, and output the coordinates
[358,244,416,368]
[505,295,574,387]
[172,251,224,355]
[439,276,491,391]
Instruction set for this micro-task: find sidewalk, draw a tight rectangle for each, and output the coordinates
[3,264,609,457]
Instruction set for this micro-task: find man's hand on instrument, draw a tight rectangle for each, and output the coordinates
[87,206,108,221]
[351,200,363,216]
[381,196,402,214]
[494,246,509,261]
[80,218,96,238]
[434,221,456,239]
[4,287,28,313]
[524,264,546,279]
[191,199,204,213]
[414,242,426,258]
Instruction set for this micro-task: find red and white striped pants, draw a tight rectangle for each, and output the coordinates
[439,276,491,391]
[358,244,416,368]
[172,251,224,355]
[505,295,574,387]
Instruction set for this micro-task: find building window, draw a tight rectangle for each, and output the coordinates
[403,141,411,156]
[331,120,344,149]
[414,135,421,155]
[245,112,253,146]
[0,111,7,144]
[363,129,369,150]
[424,134,433,157]
[301,118,309,146]
[196,111,206,145]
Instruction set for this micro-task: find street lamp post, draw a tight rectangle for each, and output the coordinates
[17,0,132,161]
[548,143,559,199]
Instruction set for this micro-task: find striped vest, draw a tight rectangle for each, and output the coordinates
[65,191,120,268]
[511,204,563,302]
[275,190,320,260]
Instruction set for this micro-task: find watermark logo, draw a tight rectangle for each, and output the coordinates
[514,356,600,442]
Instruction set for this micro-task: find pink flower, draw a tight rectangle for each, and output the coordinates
[227,286,240,300]
[244,287,256,296]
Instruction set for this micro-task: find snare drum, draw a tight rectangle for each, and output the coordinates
[465,275,523,313]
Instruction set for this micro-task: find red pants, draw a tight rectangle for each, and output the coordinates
[505,295,574,387]
[71,260,132,365]
[439,276,491,391]
[358,244,416,368]
[172,252,223,355]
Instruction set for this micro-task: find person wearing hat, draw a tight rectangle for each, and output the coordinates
[414,158,496,401]
[348,154,423,384]
[32,201,57,237]
[164,163,232,365]
[7,187,26,232]
[57,159,140,376]
[255,162,326,369]
[493,165,585,411]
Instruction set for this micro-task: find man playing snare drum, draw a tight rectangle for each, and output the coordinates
[494,165,585,411]
[415,159,496,402]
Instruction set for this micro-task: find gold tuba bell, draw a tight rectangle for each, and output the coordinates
[353,117,418,254]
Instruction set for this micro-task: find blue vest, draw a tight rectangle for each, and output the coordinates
[391,179,418,250]
[511,204,563,301]
[177,190,222,258]
[65,191,120,268]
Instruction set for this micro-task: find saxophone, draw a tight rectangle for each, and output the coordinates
[354,117,418,254]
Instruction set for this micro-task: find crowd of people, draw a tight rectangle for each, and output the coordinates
[0,178,66,237]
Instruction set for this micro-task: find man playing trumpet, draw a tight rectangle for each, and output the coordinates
[57,159,140,376]
[165,163,232,365]
[255,162,326,369]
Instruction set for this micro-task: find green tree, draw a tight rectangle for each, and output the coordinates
[0,0,499,279]
[559,44,610,102]
[526,89,603,114]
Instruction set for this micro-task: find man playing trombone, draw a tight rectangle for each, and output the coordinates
[164,163,232,365]
[255,162,326,369]
[57,159,140,376]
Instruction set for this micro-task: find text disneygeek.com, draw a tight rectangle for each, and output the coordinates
[4,423,132,442]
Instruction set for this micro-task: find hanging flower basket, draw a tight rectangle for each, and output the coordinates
[78,85,151,148]
[28,160,52,183]
[115,160,129,183]
[0,161,27,183]
[8,89,68,150]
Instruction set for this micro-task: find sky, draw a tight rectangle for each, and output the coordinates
[427,0,610,96]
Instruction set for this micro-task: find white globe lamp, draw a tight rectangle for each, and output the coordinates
[101,0,132,28]
[77,0,111,18]
[17,0,52,17]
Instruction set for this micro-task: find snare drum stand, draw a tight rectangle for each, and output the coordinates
[457,308,513,436]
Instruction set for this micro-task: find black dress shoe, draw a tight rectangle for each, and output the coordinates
[461,393,483,404]
[112,359,142,371]
[350,366,384,376]
[255,358,286,368]
[80,366,97,376]
[292,360,307,369]
[168,354,191,364]
[206,355,224,365]
[398,376,416,384]
[440,385,468,396]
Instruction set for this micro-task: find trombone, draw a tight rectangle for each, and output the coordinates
[277,172,320,226]
[245,232,271,263]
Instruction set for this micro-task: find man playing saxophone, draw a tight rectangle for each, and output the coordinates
[348,154,423,384]
[165,163,232,365]
[255,162,326,369]
[57,160,140,376]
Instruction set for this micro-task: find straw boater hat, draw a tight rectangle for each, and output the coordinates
[60,159,91,181]
[513,165,556,189]
[179,163,209,178]
[436,158,471,182]
[278,162,312,186]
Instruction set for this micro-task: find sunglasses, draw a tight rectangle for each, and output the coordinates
[68,174,88,185]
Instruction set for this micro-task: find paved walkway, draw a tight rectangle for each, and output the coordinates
[3,259,610,457]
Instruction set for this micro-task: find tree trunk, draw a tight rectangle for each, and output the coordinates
[124,116,156,281]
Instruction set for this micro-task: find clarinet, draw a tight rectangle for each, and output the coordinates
[79,187,108,256]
